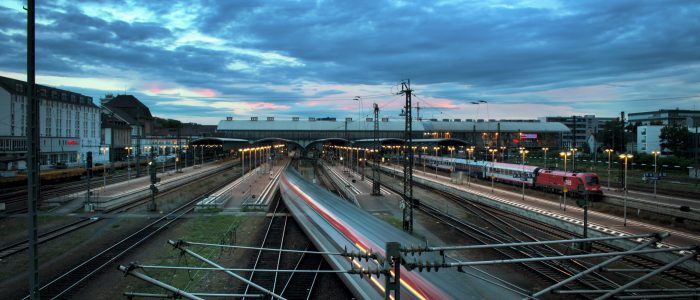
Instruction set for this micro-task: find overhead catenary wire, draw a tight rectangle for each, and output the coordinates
[132,265,360,274]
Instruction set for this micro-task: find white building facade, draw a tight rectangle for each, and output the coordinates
[636,125,663,154]
[0,76,102,171]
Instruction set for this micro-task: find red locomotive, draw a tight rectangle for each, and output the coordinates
[535,169,603,197]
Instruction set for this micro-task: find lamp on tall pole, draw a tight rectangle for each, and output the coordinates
[559,151,572,211]
[519,149,529,200]
[542,147,549,170]
[433,146,440,178]
[160,145,166,173]
[421,146,428,174]
[488,148,498,192]
[101,146,109,190]
[604,149,614,189]
[125,146,133,182]
[239,148,245,176]
[651,150,660,199]
[619,153,633,226]
[466,147,474,187]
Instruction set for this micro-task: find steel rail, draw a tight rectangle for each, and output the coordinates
[425,233,657,251]
[24,164,240,299]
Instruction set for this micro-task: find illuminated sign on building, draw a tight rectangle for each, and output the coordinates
[520,133,538,139]
[67,139,78,145]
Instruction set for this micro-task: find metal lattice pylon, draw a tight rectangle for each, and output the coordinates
[372,103,381,195]
[399,80,414,232]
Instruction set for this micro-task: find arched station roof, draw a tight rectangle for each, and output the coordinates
[191,137,249,144]
[353,138,468,146]
[251,137,304,148]
[305,138,351,150]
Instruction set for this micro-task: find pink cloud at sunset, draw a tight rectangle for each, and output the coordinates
[146,82,165,94]
[536,85,619,101]
[246,102,290,110]
[193,88,217,97]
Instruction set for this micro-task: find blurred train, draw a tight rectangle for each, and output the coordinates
[280,168,522,299]
[420,155,603,198]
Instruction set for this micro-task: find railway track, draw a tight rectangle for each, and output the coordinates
[23,162,240,299]
[0,162,238,262]
[411,174,700,295]
[238,194,326,299]
[421,180,700,289]
[0,173,125,215]
[365,164,700,297]
[0,160,218,215]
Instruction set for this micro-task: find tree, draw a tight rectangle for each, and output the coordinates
[625,121,641,138]
[599,119,624,152]
[660,123,690,157]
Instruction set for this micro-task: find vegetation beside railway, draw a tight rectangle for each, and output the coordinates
[121,215,252,295]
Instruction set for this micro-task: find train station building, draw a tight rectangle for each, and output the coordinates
[215,117,571,158]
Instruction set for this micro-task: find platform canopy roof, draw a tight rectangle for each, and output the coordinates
[422,121,570,133]
[351,138,468,147]
[191,137,249,144]
[217,119,425,131]
[218,119,569,133]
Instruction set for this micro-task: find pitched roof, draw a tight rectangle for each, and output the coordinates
[102,94,153,120]
[0,75,98,108]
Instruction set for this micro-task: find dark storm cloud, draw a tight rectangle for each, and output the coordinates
[1,0,699,121]
[196,0,700,89]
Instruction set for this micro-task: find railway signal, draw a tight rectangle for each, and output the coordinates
[85,151,93,212]
[148,159,159,211]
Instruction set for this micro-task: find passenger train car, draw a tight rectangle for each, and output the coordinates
[280,169,522,299]
[420,155,603,197]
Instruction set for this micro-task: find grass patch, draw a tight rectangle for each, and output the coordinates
[124,215,247,294]
[376,213,403,229]
[196,207,223,214]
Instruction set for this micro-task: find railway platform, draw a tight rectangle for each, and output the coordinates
[380,163,700,248]
[319,161,472,252]
[47,160,234,213]
[219,158,289,211]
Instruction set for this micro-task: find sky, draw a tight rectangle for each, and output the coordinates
[1,0,699,125]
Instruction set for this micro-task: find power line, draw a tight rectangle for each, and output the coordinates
[178,93,395,101]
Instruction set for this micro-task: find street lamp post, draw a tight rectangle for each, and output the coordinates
[651,150,660,199]
[160,146,166,173]
[448,146,455,173]
[433,146,440,178]
[571,148,578,171]
[519,149,529,200]
[125,146,133,183]
[421,146,428,175]
[620,153,633,226]
[542,147,549,170]
[192,145,196,167]
[239,149,245,176]
[466,147,474,187]
[254,147,258,172]
[560,151,572,211]
[183,145,188,169]
[488,148,497,192]
[604,149,613,189]
[100,146,109,190]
